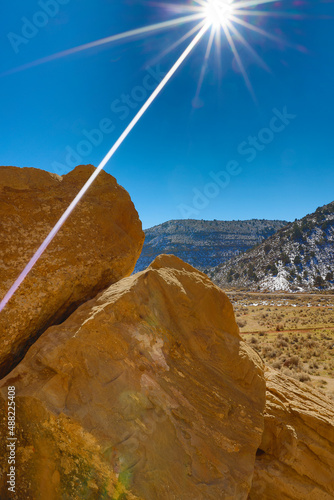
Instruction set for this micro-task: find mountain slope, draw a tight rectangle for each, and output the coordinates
[210,201,334,292]
[135,219,287,272]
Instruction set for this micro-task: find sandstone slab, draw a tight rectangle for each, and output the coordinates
[0,165,144,377]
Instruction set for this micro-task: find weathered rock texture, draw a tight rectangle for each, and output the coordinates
[0,255,266,500]
[0,165,144,377]
[249,367,334,500]
[0,397,140,500]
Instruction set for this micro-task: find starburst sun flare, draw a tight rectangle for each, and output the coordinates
[0,0,299,312]
[156,0,292,100]
[202,0,235,28]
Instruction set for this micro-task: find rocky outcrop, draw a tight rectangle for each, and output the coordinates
[249,367,334,500]
[0,255,266,500]
[0,165,144,378]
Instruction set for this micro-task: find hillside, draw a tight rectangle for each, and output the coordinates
[134,219,287,272]
[210,201,334,292]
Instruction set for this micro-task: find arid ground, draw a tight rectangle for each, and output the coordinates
[227,291,334,399]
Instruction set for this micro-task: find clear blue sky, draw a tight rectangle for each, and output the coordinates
[1,0,333,229]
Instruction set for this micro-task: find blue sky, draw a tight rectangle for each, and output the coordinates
[1,0,333,229]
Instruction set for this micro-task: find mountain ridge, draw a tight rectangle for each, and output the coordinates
[209,201,334,292]
[135,218,288,273]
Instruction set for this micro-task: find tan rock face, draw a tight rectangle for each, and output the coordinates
[0,165,144,377]
[249,367,334,500]
[0,255,266,500]
[0,397,140,500]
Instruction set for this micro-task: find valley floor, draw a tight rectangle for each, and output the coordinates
[226,291,334,399]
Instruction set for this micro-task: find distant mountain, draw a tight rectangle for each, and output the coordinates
[209,201,334,292]
[134,219,288,273]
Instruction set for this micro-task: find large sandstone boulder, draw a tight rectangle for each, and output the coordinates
[249,367,334,500]
[0,255,266,500]
[0,165,144,378]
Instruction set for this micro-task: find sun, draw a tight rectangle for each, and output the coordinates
[0,0,299,311]
[203,0,235,28]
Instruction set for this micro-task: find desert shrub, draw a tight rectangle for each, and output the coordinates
[247,265,258,282]
[314,275,325,288]
[288,271,297,282]
[298,373,311,382]
[276,339,288,348]
[237,320,247,328]
[294,255,302,266]
[291,222,304,242]
[262,346,277,358]
[264,244,271,255]
[266,264,279,276]
[283,355,300,368]
[326,271,333,282]
[282,368,298,380]
[281,253,291,265]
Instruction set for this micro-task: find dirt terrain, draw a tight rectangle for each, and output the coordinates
[227,291,334,399]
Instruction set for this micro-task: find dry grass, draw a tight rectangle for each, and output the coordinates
[228,292,334,399]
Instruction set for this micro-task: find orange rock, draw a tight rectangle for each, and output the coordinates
[0,165,144,377]
[249,367,334,500]
[0,255,266,499]
[0,396,140,500]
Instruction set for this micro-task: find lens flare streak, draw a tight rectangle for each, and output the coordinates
[0,23,210,313]
[226,21,270,73]
[194,26,216,105]
[0,0,297,310]
[222,22,256,100]
[1,13,204,77]
[148,19,207,68]
[233,0,278,9]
